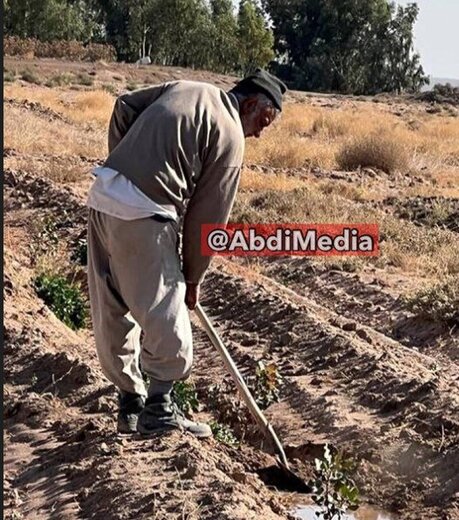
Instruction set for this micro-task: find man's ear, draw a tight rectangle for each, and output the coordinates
[240,96,258,115]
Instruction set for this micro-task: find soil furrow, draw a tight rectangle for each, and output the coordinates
[4,168,459,519]
[198,266,459,516]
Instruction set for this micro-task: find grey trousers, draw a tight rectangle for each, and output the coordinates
[87,209,193,396]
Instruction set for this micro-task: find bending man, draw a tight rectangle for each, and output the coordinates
[87,69,287,437]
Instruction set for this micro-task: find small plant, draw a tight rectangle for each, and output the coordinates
[30,215,60,260]
[4,69,16,82]
[172,381,200,416]
[102,83,117,95]
[20,68,41,84]
[71,237,88,266]
[249,361,283,409]
[75,73,94,86]
[309,445,359,520]
[34,273,88,330]
[126,82,138,91]
[208,381,250,428]
[209,421,239,447]
[405,276,459,325]
[45,72,74,88]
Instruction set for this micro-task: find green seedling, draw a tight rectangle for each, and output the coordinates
[71,237,88,266]
[249,361,283,409]
[209,421,239,447]
[172,381,200,416]
[34,273,88,330]
[309,445,359,520]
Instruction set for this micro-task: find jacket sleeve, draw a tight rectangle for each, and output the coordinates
[108,83,171,152]
[182,128,244,284]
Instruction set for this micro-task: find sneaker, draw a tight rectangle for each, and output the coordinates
[117,391,145,434]
[137,394,212,438]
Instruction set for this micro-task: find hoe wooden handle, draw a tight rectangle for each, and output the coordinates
[194,303,289,469]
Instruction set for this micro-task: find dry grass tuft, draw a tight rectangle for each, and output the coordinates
[70,90,114,125]
[377,215,459,276]
[316,180,368,201]
[4,105,106,157]
[311,111,350,139]
[5,153,91,184]
[336,133,410,173]
[239,168,307,192]
[405,275,459,324]
[244,102,459,193]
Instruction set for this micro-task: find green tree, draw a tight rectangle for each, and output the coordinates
[4,0,100,41]
[209,0,240,73]
[94,0,133,60]
[263,0,428,94]
[149,0,214,69]
[383,3,428,93]
[237,0,275,75]
[126,0,156,60]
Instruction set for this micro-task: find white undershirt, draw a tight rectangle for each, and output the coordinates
[86,166,177,221]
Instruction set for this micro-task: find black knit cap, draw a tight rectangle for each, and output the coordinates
[232,68,287,111]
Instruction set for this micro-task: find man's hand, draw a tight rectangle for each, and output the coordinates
[185,282,200,310]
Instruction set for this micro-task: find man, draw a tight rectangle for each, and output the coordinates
[87,69,287,438]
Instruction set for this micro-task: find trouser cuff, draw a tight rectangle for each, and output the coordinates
[147,378,174,397]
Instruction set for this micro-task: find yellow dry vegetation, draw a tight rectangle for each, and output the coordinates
[4,79,458,285]
[239,168,308,192]
[4,84,114,126]
[4,105,106,157]
[233,184,459,280]
[244,102,459,182]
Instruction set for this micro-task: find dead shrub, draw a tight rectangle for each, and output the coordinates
[20,68,42,85]
[405,275,459,324]
[336,133,409,173]
[4,69,16,82]
[45,72,74,88]
[311,112,349,139]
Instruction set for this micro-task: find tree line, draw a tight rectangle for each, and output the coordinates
[3,0,428,94]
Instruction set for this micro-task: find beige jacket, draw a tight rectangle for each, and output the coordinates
[105,80,245,284]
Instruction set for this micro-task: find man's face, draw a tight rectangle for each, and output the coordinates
[240,96,278,138]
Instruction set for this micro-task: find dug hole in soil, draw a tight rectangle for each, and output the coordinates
[4,168,459,520]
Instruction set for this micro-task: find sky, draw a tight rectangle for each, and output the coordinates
[235,0,459,80]
[396,0,459,79]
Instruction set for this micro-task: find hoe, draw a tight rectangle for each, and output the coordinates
[195,303,310,492]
